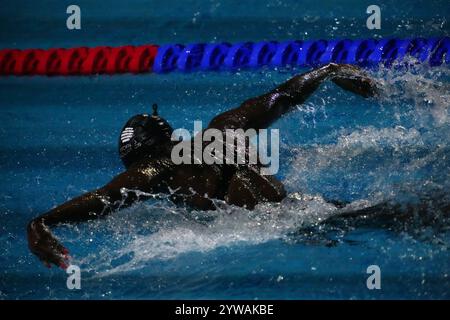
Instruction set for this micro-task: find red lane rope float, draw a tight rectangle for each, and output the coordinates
[0,45,158,76]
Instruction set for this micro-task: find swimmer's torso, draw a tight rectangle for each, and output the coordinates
[131,143,285,210]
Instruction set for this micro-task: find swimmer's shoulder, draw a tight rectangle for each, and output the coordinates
[127,155,175,180]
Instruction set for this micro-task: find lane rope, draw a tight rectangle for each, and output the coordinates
[0,45,158,76]
[0,37,448,76]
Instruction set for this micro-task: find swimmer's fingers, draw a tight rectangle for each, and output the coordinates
[27,220,70,269]
[332,76,380,98]
[37,247,70,269]
[332,64,382,97]
[33,237,70,269]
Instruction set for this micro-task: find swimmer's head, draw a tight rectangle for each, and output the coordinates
[118,103,173,168]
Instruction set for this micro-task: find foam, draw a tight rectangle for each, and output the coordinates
[71,65,450,277]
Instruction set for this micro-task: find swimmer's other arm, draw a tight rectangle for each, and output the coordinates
[27,168,157,268]
[208,63,380,131]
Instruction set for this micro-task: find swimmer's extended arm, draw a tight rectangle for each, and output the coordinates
[208,63,380,131]
[27,168,158,268]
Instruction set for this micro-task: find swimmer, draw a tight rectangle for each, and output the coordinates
[27,63,381,268]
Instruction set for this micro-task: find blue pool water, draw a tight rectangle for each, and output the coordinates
[0,0,449,299]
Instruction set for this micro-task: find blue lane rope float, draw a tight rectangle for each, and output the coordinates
[153,37,450,73]
[0,37,448,76]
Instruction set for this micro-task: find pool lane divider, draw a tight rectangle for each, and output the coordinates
[0,37,448,76]
[0,45,159,76]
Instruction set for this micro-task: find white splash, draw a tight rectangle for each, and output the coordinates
[71,64,450,277]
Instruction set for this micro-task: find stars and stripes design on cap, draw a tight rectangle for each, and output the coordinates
[120,127,134,143]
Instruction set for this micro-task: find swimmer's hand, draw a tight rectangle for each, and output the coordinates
[330,63,380,98]
[27,219,70,269]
